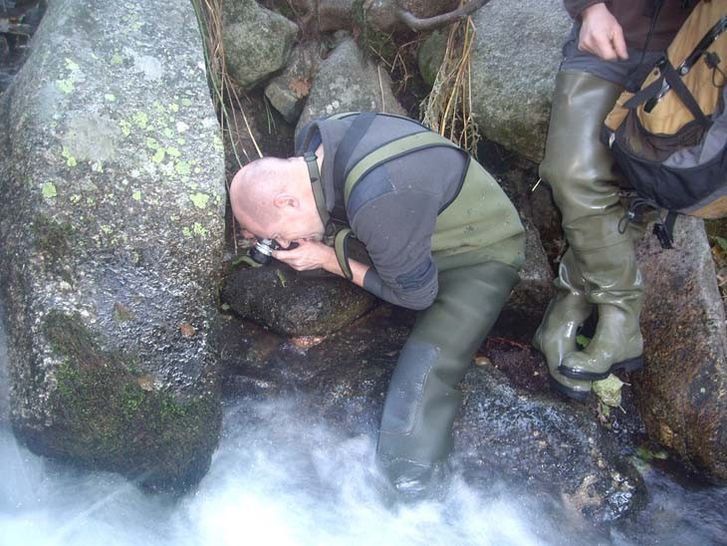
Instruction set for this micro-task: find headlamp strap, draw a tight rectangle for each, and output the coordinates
[304,152,330,228]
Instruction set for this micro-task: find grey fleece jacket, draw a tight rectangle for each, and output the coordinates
[295,113,468,310]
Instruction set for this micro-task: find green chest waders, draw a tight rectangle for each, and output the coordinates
[330,118,524,498]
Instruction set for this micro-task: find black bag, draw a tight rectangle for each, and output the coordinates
[603,0,727,246]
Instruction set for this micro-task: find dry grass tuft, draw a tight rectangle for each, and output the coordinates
[420,8,479,156]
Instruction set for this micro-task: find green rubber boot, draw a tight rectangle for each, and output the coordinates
[532,248,593,400]
[558,236,644,381]
[538,70,644,384]
[376,261,519,500]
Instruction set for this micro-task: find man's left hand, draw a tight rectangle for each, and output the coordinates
[271,239,335,271]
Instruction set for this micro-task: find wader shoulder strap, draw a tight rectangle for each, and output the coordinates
[332,130,462,279]
[343,131,460,204]
[333,112,377,215]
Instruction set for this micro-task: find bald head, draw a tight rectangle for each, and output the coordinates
[229,155,324,243]
[230,157,296,229]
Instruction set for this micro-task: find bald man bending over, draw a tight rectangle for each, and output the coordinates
[230,112,525,500]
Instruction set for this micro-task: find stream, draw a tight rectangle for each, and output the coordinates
[1,312,726,546]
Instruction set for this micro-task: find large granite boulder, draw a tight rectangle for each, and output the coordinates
[297,37,406,131]
[470,0,571,162]
[222,306,644,524]
[223,0,299,90]
[0,0,226,490]
[635,217,727,481]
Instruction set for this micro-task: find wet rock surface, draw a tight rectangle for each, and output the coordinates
[635,216,727,481]
[0,0,225,490]
[221,262,377,336]
[222,305,645,523]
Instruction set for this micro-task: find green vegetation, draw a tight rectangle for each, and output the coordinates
[43,311,220,485]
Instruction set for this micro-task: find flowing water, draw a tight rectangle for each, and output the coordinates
[1,312,726,546]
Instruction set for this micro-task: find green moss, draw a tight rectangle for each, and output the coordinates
[64,58,80,71]
[190,192,209,209]
[132,111,149,129]
[42,182,57,199]
[175,161,191,175]
[43,311,220,485]
[152,148,166,163]
[61,146,78,167]
[56,79,75,94]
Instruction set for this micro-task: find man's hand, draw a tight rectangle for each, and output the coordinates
[272,239,334,271]
[272,238,371,287]
[578,3,628,61]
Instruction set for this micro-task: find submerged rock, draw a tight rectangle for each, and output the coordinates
[635,217,727,481]
[0,0,225,490]
[224,306,645,523]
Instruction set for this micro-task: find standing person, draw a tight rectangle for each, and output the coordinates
[229,112,525,499]
[533,1,694,399]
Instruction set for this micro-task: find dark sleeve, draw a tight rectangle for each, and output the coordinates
[563,0,609,19]
[352,190,440,311]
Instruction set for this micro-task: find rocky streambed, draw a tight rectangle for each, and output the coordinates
[0,0,726,542]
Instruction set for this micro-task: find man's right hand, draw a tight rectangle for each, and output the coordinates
[578,2,629,61]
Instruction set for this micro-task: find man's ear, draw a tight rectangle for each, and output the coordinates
[272,193,298,209]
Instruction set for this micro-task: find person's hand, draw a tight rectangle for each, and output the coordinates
[578,3,628,61]
[271,239,335,271]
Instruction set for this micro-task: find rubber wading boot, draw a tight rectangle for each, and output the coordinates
[538,70,644,383]
[376,261,519,501]
[558,236,644,380]
[532,248,593,400]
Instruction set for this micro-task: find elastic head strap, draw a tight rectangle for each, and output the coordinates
[304,152,329,228]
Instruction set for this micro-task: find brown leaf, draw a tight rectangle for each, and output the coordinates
[288,78,311,98]
[180,323,196,338]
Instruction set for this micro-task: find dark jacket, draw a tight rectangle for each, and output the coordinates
[295,113,524,310]
[564,0,693,50]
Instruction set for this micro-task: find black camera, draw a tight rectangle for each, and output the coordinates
[249,238,278,265]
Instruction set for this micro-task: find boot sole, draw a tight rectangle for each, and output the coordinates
[558,355,643,381]
[548,377,591,401]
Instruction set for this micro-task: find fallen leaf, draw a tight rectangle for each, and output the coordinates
[288,77,311,98]
[180,323,196,338]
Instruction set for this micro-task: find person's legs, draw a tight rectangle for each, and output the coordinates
[376,261,519,499]
[537,69,644,384]
[533,247,593,399]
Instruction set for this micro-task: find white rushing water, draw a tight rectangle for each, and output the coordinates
[0,298,576,546]
[1,313,726,546]
[0,397,564,546]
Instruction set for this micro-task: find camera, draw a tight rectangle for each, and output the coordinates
[249,238,278,265]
